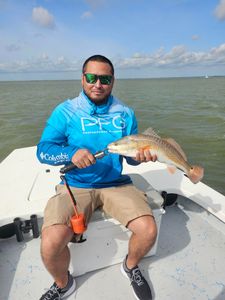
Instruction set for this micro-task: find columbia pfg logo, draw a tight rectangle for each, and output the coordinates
[81,115,126,133]
[40,152,69,163]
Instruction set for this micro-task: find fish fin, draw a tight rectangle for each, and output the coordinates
[166,165,177,174]
[141,145,151,151]
[136,146,151,153]
[164,138,187,161]
[142,127,161,138]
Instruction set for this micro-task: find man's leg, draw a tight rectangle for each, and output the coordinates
[99,184,157,300]
[126,215,157,269]
[121,215,157,300]
[41,224,74,288]
[39,185,96,299]
[99,184,157,265]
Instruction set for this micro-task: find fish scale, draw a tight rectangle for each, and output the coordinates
[107,129,204,184]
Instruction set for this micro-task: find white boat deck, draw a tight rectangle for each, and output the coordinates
[1,197,225,300]
[73,198,225,300]
[1,146,225,300]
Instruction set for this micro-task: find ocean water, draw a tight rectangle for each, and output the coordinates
[0,77,224,195]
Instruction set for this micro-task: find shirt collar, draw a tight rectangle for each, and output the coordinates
[80,90,112,115]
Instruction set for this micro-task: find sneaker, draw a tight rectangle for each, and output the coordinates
[121,256,152,300]
[40,271,76,300]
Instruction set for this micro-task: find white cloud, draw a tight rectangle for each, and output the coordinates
[192,35,200,41]
[0,54,80,73]
[1,44,225,75]
[115,44,225,70]
[209,43,225,62]
[6,43,21,52]
[81,11,93,19]
[40,53,49,61]
[32,7,55,29]
[214,0,225,20]
[57,56,66,64]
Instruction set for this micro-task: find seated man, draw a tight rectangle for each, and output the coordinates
[37,54,157,300]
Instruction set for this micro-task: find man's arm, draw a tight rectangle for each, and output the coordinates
[37,124,78,166]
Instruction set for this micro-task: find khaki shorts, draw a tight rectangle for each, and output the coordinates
[42,183,153,230]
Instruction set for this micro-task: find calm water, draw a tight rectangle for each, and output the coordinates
[0,77,224,195]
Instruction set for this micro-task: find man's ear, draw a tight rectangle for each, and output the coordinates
[81,74,85,86]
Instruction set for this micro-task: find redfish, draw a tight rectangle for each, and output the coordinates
[107,128,204,184]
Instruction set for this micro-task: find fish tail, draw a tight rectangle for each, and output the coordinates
[188,165,204,184]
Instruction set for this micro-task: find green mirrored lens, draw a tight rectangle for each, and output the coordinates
[99,75,112,85]
[85,74,112,85]
[85,73,97,84]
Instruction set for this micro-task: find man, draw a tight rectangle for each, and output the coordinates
[37,54,157,300]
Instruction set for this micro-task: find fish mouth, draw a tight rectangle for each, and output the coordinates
[107,143,124,154]
[107,146,118,153]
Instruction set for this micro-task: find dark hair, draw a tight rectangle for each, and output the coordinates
[82,55,114,75]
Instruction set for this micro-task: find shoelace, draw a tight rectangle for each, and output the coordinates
[42,284,61,300]
[131,268,145,286]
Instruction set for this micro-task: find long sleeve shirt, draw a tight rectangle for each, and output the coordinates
[37,91,138,188]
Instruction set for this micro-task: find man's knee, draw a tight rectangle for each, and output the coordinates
[147,219,158,244]
[128,215,158,242]
[142,216,157,244]
[41,224,73,257]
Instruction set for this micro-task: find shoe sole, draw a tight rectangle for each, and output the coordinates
[61,277,76,299]
[120,264,140,300]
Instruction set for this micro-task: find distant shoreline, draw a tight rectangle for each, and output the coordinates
[0,75,225,83]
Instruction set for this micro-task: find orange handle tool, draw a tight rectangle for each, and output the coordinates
[70,213,87,234]
[60,175,87,234]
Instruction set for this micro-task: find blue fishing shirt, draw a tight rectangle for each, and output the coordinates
[37,91,138,188]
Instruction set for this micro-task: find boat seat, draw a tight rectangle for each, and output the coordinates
[69,177,165,276]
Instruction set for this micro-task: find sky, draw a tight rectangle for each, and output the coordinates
[0,0,225,80]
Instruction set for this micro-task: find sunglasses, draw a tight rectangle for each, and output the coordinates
[84,73,113,85]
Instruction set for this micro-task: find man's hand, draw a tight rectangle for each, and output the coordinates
[72,149,96,169]
[134,148,157,163]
